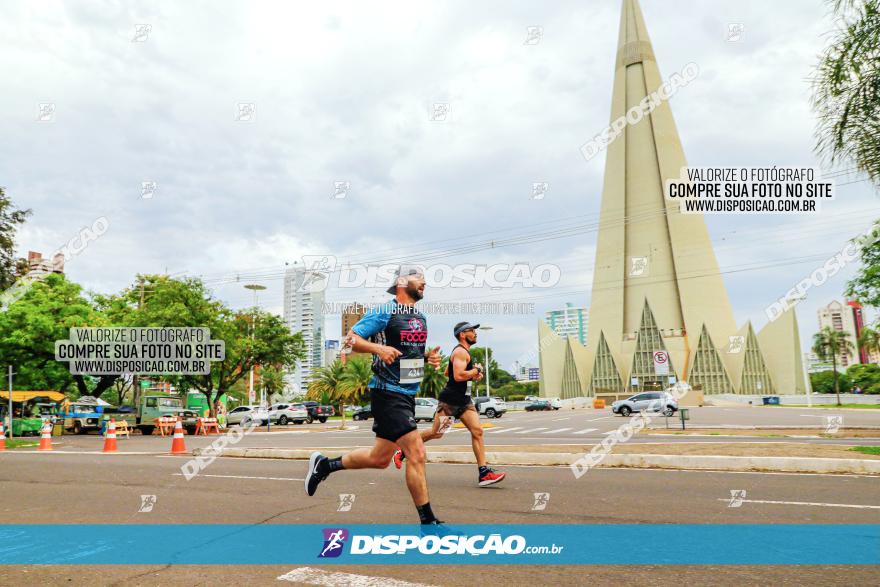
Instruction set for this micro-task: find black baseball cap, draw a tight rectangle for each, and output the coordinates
[386,265,425,295]
[453,321,480,338]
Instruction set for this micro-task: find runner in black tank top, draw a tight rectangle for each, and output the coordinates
[438,343,474,407]
[392,321,507,487]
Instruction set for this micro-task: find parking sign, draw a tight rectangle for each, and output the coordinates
[653,351,669,375]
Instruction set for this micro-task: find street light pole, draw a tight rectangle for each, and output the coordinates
[243,284,266,408]
[7,366,13,440]
[481,326,494,398]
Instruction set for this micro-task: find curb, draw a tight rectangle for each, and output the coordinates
[191,447,880,475]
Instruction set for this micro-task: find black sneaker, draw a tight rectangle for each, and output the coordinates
[305,451,328,496]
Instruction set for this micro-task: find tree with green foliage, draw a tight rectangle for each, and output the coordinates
[308,359,346,423]
[98,275,305,414]
[261,364,287,402]
[857,325,880,361]
[0,186,31,291]
[812,0,880,188]
[337,355,373,415]
[810,370,854,395]
[846,362,880,392]
[0,273,114,395]
[812,327,855,404]
[420,353,447,399]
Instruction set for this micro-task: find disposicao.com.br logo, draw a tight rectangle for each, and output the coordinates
[318,528,563,557]
[296,256,561,292]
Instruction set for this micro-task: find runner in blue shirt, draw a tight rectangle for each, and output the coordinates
[304,265,444,525]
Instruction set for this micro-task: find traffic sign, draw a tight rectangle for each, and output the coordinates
[653,351,669,376]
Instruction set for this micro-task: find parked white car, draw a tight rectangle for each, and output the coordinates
[415,397,438,422]
[473,396,507,418]
[227,405,269,426]
[549,397,562,410]
[612,392,677,417]
[269,403,308,425]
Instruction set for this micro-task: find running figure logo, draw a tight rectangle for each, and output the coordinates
[138,495,157,513]
[825,415,843,434]
[337,494,356,512]
[318,528,349,558]
[727,489,747,508]
[532,492,550,511]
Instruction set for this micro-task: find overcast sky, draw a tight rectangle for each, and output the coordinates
[2,0,878,374]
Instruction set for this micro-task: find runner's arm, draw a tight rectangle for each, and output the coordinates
[344,304,401,364]
[451,348,482,382]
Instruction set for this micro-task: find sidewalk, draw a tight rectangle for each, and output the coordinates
[194,441,880,475]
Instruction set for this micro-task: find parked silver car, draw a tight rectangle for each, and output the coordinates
[611,392,677,417]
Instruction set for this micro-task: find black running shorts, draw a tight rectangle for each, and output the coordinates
[437,399,476,419]
[370,388,417,442]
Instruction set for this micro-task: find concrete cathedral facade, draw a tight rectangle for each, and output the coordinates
[539,0,805,398]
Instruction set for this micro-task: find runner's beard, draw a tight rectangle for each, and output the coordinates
[406,283,424,301]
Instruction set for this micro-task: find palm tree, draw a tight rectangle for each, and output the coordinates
[812,0,880,188]
[336,356,373,428]
[812,327,855,405]
[260,365,286,403]
[308,360,345,423]
[420,354,448,399]
[858,325,880,362]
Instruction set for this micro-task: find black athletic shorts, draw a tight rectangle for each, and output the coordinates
[437,399,476,419]
[370,387,417,442]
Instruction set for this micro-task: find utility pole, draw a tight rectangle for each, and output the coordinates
[7,366,14,439]
[133,279,145,409]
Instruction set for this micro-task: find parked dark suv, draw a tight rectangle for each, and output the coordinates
[300,401,334,423]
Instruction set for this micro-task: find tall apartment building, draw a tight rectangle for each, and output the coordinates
[283,267,326,392]
[544,303,588,346]
[342,302,367,337]
[25,251,65,276]
[817,300,866,368]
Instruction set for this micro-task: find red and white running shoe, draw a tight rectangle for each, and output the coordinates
[392,449,406,470]
[478,468,506,487]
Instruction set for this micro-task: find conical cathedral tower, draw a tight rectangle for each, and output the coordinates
[540,0,803,396]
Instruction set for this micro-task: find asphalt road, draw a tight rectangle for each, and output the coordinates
[24,406,880,454]
[1,447,878,586]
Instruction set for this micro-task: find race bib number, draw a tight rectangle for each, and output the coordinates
[399,358,425,384]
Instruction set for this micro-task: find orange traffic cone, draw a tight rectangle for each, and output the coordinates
[0,421,6,451]
[38,422,53,451]
[103,419,118,453]
[170,418,187,454]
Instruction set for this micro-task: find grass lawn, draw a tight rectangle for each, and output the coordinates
[3,438,39,449]
[769,403,880,409]
[849,446,880,456]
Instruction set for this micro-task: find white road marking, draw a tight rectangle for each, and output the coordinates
[172,473,303,481]
[586,416,614,421]
[516,427,548,434]
[278,567,437,586]
[716,498,880,509]
[551,417,570,422]
[543,428,573,434]
[573,428,599,435]
[488,427,522,433]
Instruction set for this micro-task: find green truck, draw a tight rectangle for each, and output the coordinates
[103,395,201,435]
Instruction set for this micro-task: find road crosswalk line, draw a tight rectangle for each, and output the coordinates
[542,428,572,434]
[516,427,548,434]
[573,428,599,434]
[488,427,521,433]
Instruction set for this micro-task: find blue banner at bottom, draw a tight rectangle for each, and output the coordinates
[0,524,877,565]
